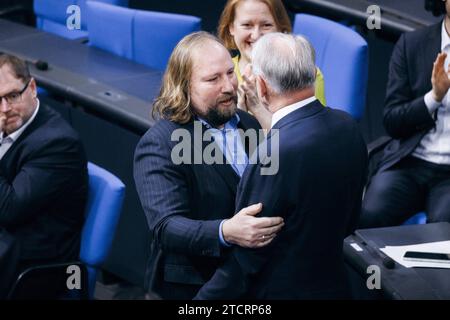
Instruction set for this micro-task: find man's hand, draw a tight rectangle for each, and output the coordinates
[222,203,285,248]
[236,85,248,112]
[240,76,265,113]
[240,64,268,113]
[431,52,450,102]
[239,72,273,131]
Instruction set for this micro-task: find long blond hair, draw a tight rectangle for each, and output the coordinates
[152,32,224,124]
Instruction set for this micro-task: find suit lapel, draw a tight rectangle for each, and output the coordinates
[235,110,261,157]
[186,120,240,195]
[237,118,261,158]
[422,22,442,89]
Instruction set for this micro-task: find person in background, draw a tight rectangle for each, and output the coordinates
[359,0,450,228]
[217,0,326,108]
[195,33,368,299]
[134,32,284,300]
[0,54,88,297]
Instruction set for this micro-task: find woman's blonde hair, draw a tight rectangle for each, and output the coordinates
[217,0,292,51]
[152,31,223,124]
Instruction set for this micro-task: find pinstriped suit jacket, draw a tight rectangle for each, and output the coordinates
[134,110,260,299]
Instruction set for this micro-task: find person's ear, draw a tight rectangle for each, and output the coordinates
[256,75,268,103]
[229,19,235,35]
[29,78,37,99]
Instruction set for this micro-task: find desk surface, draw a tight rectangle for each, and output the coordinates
[345,222,450,299]
[285,0,442,35]
[0,19,162,134]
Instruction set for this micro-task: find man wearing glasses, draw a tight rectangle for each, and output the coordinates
[0,54,88,298]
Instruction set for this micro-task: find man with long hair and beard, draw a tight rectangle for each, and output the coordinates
[134,32,284,300]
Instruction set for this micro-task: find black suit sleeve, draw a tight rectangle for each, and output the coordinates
[383,34,436,139]
[195,151,286,299]
[134,125,222,258]
[0,136,84,227]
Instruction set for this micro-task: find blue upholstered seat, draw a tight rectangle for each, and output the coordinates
[33,0,129,40]
[85,1,201,70]
[293,14,368,120]
[8,162,125,299]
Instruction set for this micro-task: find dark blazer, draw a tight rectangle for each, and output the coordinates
[378,21,441,172]
[195,100,368,299]
[0,104,88,272]
[134,110,261,299]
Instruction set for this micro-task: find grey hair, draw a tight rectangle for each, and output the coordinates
[251,32,316,94]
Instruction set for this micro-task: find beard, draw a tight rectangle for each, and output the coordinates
[3,114,23,135]
[195,93,238,127]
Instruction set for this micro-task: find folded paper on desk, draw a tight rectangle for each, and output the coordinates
[380,240,450,269]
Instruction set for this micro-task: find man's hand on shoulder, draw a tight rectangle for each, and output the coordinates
[222,203,284,248]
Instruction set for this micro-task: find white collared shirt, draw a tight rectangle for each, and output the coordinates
[0,99,40,160]
[413,21,450,164]
[271,96,316,128]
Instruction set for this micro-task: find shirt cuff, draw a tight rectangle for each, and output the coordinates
[219,219,232,247]
[424,91,442,114]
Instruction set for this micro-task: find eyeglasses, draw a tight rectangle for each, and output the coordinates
[0,80,31,105]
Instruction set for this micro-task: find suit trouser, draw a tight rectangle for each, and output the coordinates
[359,156,450,228]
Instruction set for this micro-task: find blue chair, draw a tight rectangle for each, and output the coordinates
[81,162,125,298]
[8,162,125,299]
[293,14,368,120]
[85,1,201,70]
[33,0,129,40]
[402,212,427,225]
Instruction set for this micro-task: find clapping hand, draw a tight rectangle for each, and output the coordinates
[431,52,450,102]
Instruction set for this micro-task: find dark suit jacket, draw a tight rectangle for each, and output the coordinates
[378,21,441,172]
[195,100,368,299]
[0,104,88,272]
[134,110,261,299]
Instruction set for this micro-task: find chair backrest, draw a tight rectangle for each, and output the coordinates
[33,0,129,40]
[293,14,368,120]
[81,162,125,297]
[402,212,427,225]
[86,1,201,70]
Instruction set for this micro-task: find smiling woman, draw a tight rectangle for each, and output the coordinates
[217,0,326,106]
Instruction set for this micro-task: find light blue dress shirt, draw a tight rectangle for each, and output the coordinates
[197,113,249,247]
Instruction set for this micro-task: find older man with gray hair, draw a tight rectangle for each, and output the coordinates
[195,33,368,299]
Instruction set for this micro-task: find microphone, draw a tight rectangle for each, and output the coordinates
[365,240,396,269]
[0,52,49,71]
[35,60,48,71]
[26,59,49,71]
